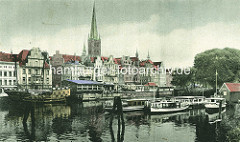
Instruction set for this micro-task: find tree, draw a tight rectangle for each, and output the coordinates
[194,48,240,88]
[171,68,195,94]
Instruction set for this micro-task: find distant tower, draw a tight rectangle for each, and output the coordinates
[88,2,101,57]
[82,42,87,57]
[147,50,150,60]
[135,49,139,58]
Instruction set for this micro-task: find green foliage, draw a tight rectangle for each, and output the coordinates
[194,48,240,88]
[171,68,195,94]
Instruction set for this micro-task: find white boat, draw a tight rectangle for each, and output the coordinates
[204,97,226,114]
[204,67,227,113]
[104,99,148,112]
[150,100,189,114]
[174,96,205,107]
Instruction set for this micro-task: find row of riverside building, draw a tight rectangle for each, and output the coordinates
[0,47,172,92]
[0,3,173,94]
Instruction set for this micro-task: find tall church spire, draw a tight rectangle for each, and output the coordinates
[88,1,101,57]
[90,2,99,40]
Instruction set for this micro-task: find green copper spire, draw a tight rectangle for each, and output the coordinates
[89,2,99,40]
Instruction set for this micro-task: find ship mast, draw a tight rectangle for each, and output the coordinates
[216,69,218,96]
[215,55,218,96]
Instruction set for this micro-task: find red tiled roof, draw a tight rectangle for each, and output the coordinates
[0,52,14,62]
[144,82,157,86]
[18,50,29,61]
[130,57,139,62]
[90,57,97,63]
[140,59,154,67]
[224,83,240,92]
[101,57,108,62]
[17,50,30,66]
[113,58,122,69]
[0,50,52,68]
[62,54,81,63]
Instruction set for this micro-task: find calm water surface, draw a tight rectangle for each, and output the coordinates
[0,97,239,142]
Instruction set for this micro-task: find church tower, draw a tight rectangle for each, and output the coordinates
[88,2,101,57]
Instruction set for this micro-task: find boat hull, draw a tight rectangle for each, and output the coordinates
[5,89,70,103]
[105,106,145,112]
[205,104,226,114]
[150,106,189,114]
[5,90,30,101]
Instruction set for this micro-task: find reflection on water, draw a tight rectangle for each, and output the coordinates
[0,98,239,142]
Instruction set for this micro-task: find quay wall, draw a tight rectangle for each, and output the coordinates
[70,91,163,102]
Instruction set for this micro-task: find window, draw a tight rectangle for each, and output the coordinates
[9,80,12,85]
[29,69,31,74]
[224,91,227,96]
[14,72,16,77]
[4,71,7,77]
[0,71,2,76]
[28,77,31,82]
[35,69,38,74]
[9,72,12,77]
[4,80,7,85]
[13,80,16,85]
[0,80,2,85]
[23,77,26,82]
[23,69,26,74]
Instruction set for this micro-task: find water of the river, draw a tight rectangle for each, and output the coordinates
[0,97,239,142]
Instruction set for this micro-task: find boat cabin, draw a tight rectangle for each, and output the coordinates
[152,102,180,109]
[126,99,147,106]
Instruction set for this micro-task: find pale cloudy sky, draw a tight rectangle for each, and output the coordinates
[0,0,240,67]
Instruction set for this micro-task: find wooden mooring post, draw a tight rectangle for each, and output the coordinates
[218,100,223,119]
[109,96,125,142]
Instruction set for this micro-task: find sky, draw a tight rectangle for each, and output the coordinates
[0,0,240,67]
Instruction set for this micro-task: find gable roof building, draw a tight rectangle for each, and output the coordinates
[220,83,240,103]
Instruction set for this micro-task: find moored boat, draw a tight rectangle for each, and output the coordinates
[204,97,226,114]
[22,88,70,103]
[105,98,148,112]
[174,96,206,108]
[149,100,189,114]
[5,88,70,103]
